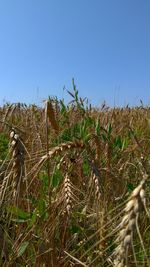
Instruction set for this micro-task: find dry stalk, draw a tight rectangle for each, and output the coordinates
[45,100,51,204]
[113,174,148,267]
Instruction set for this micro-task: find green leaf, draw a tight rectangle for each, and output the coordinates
[38,199,46,217]
[7,206,31,220]
[17,241,29,258]
[84,116,94,127]
[60,100,67,115]
[51,168,63,188]
[82,160,90,175]
[95,118,101,136]
[0,133,9,160]
[114,136,122,149]
[28,209,37,228]
[108,123,112,135]
[79,119,92,142]
[127,183,134,192]
[60,128,71,141]
[70,224,83,234]
[102,133,107,142]
[122,137,129,150]
[72,123,80,138]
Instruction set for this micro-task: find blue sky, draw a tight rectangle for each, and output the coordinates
[0,0,150,107]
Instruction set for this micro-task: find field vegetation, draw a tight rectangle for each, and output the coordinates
[0,83,150,266]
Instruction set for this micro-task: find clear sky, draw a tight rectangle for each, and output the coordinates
[0,0,150,107]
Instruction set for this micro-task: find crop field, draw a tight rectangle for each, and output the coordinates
[0,88,150,266]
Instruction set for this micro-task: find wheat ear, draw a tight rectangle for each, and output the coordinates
[63,173,72,215]
[10,128,25,204]
[45,99,59,133]
[92,172,101,201]
[113,174,147,267]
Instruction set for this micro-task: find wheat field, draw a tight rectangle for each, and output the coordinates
[0,90,150,266]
